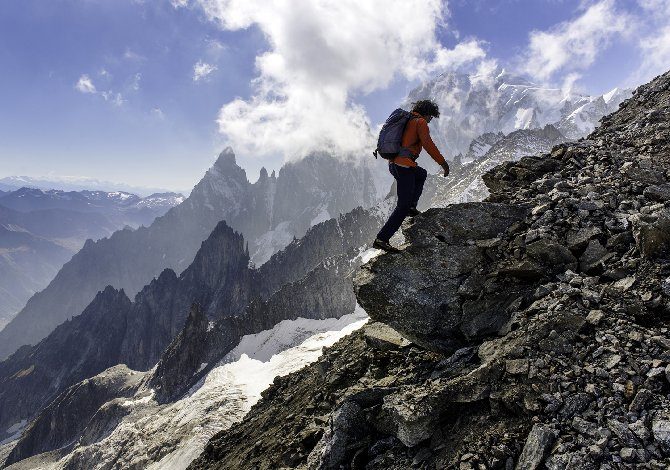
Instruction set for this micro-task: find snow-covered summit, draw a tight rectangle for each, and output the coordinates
[406,68,632,158]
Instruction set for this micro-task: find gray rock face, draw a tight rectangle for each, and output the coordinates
[363,323,411,351]
[421,125,567,209]
[149,304,210,404]
[307,402,368,469]
[515,424,557,470]
[355,203,529,354]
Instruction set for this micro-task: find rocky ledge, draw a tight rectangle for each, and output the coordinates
[189,70,670,469]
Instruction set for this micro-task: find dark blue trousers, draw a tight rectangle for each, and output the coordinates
[377,163,427,242]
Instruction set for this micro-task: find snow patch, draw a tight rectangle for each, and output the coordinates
[53,312,368,470]
[225,309,368,363]
[352,248,382,266]
[0,419,27,446]
[250,220,294,266]
[309,205,331,226]
[514,108,535,129]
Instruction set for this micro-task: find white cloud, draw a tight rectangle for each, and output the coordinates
[75,74,97,94]
[522,0,633,82]
[196,0,486,163]
[152,107,166,119]
[635,26,670,82]
[171,0,189,7]
[130,73,142,91]
[101,91,125,106]
[638,0,670,14]
[123,48,145,62]
[76,73,125,106]
[193,60,218,81]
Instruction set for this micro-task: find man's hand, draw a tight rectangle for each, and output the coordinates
[441,162,450,177]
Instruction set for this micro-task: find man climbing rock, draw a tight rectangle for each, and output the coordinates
[373,99,450,253]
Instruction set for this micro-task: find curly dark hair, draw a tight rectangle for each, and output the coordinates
[411,99,440,119]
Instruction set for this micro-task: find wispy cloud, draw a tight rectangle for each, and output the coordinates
[75,74,125,106]
[129,72,142,91]
[521,0,633,82]
[193,60,217,81]
[75,74,97,94]
[123,48,145,62]
[196,0,487,162]
[101,91,125,106]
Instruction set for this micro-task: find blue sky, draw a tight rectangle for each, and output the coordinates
[0,0,667,192]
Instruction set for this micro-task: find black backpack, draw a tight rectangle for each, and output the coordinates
[373,108,416,160]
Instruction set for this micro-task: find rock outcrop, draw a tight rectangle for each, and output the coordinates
[356,203,530,353]
[189,70,670,469]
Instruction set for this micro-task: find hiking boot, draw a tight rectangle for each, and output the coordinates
[408,207,422,217]
[373,238,401,253]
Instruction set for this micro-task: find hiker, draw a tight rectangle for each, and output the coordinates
[373,99,450,253]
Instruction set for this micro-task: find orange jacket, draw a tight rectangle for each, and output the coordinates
[392,112,446,168]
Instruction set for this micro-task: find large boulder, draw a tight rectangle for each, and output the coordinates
[354,203,530,354]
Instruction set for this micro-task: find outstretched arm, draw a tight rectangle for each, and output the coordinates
[417,119,450,176]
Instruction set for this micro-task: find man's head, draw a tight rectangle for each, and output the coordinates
[411,99,440,122]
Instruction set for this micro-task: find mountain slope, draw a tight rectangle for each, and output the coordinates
[421,124,567,208]
[0,224,72,330]
[190,69,670,469]
[3,314,368,470]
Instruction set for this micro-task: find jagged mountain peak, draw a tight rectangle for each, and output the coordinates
[216,146,237,164]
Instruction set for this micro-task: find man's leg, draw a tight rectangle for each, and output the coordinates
[376,164,415,242]
[410,166,427,209]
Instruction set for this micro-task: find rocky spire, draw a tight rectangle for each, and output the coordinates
[149,303,209,403]
[215,146,237,166]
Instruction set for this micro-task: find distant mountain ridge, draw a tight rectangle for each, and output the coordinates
[0,175,183,197]
[0,189,184,331]
[0,149,378,360]
[0,187,185,228]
